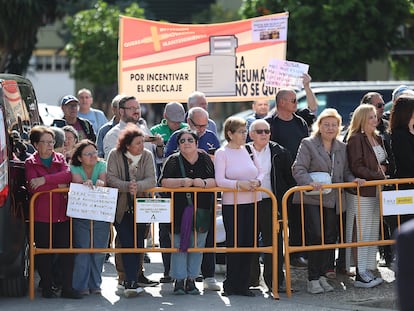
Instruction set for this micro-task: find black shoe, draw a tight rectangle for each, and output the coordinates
[290,257,308,269]
[137,275,159,287]
[185,279,200,295]
[42,287,58,298]
[160,275,174,283]
[61,288,83,299]
[195,275,203,282]
[173,279,185,295]
[144,253,151,263]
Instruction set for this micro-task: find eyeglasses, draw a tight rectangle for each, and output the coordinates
[235,129,247,135]
[82,151,98,157]
[254,129,270,134]
[179,138,195,144]
[121,106,140,111]
[286,98,297,103]
[190,118,208,129]
[373,102,384,108]
[39,140,55,145]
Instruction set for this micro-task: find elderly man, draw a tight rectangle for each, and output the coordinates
[246,99,270,142]
[77,88,108,133]
[53,95,96,142]
[96,94,123,158]
[248,119,296,293]
[165,107,220,157]
[187,91,217,135]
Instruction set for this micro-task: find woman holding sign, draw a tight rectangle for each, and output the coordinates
[70,139,108,295]
[25,126,81,299]
[106,124,157,298]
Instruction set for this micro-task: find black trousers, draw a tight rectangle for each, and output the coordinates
[34,221,74,291]
[304,204,337,281]
[222,203,254,293]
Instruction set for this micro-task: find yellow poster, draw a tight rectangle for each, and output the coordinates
[119,13,288,103]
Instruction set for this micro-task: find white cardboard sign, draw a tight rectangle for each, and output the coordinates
[135,198,171,223]
[265,59,309,89]
[382,189,414,216]
[67,183,118,222]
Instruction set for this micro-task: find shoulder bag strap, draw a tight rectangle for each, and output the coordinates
[178,154,193,206]
[122,154,134,210]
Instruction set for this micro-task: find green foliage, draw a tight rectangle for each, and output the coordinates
[240,0,413,80]
[65,0,144,85]
[191,3,241,24]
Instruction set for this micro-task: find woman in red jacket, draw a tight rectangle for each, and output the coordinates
[25,125,81,299]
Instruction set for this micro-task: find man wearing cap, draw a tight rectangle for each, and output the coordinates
[53,95,96,142]
[150,102,188,284]
[96,94,123,158]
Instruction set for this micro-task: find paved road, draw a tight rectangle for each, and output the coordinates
[0,252,397,311]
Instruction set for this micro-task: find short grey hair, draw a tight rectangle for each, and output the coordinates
[187,91,207,108]
[188,106,208,119]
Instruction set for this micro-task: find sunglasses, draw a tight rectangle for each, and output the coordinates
[255,129,270,134]
[375,103,384,108]
[179,138,195,144]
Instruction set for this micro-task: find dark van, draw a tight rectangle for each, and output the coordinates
[0,74,41,296]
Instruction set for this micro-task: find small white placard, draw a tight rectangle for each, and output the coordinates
[265,59,309,89]
[67,183,118,222]
[136,198,171,223]
[382,189,414,216]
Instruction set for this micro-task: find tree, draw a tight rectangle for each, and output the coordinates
[0,1,62,74]
[240,0,414,80]
[65,0,145,86]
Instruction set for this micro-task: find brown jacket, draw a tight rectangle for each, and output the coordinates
[347,132,387,197]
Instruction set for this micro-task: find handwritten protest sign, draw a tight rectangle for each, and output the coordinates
[67,183,118,222]
[265,59,309,89]
[136,198,171,223]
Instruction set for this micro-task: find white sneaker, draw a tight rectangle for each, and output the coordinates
[307,280,324,294]
[319,276,334,292]
[203,277,221,291]
[354,270,382,288]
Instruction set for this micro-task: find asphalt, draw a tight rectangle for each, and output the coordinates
[0,252,398,311]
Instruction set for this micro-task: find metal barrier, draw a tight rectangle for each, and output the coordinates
[281,177,414,297]
[29,186,279,300]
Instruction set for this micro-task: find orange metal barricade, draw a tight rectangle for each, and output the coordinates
[281,178,414,297]
[29,187,280,300]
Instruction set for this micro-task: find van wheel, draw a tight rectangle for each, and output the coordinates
[0,237,29,297]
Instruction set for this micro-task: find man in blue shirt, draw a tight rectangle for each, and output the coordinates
[165,107,220,157]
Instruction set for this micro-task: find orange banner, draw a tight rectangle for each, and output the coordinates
[119,13,288,103]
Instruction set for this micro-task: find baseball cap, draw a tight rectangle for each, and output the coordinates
[392,85,410,102]
[165,102,185,122]
[61,95,79,106]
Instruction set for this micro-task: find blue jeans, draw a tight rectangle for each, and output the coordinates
[72,218,110,291]
[171,231,207,280]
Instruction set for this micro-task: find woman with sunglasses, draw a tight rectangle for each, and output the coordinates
[70,139,108,295]
[159,128,216,295]
[214,116,264,297]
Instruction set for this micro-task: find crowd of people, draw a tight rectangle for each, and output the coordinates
[22,82,414,300]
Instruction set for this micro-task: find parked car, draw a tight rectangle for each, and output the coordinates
[0,74,41,296]
[38,103,63,126]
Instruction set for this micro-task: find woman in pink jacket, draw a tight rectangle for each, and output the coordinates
[25,126,81,299]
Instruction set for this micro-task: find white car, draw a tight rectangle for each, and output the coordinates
[38,103,63,126]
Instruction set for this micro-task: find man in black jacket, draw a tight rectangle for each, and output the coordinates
[248,119,296,293]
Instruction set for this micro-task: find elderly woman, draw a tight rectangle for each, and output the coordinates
[25,125,81,299]
[214,116,264,297]
[346,104,390,288]
[70,140,108,295]
[159,128,216,295]
[106,123,156,298]
[292,108,362,294]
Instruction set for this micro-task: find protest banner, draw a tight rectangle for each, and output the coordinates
[67,183,118,222]
[265,59,309,89]
[119,12,288,102]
